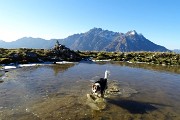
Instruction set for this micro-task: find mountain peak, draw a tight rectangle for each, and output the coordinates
[126,30,137,36]
[88,27,103,33]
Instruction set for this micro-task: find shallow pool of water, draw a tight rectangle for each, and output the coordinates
[0,62,180,120]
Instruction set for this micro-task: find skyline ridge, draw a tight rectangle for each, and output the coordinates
[0,27,178,50]
[0,27,170,52]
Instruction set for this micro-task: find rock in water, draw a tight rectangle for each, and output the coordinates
[87,94,96,102]
[87,102,100,111]
[86,94,106,110]
[106,80,138,97]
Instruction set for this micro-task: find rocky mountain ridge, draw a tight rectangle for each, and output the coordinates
[0,28,169,52]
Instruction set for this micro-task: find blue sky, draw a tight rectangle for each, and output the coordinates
[0,0,179,49]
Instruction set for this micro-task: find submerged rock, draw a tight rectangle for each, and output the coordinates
[86,94,106,110]
[105,80,138,97]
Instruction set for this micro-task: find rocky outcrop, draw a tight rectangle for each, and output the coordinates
[49,40,81,62]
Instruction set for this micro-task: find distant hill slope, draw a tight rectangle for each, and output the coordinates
[0,37,57,49]
[0,28,170,52]
[172,49,180,54]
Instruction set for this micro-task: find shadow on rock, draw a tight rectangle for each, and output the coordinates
[107,98,158,114]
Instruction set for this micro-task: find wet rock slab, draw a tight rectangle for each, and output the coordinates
[106,80,138,97]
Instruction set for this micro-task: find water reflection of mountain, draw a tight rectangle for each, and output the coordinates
[0,71,4,77]
[97,61,180,74]
[0,70,5,83]
[51,64,75,76]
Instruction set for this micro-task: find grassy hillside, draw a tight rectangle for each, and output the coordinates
[80,51,180,66]
[0,48,81,64]
[0,48,179,66]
